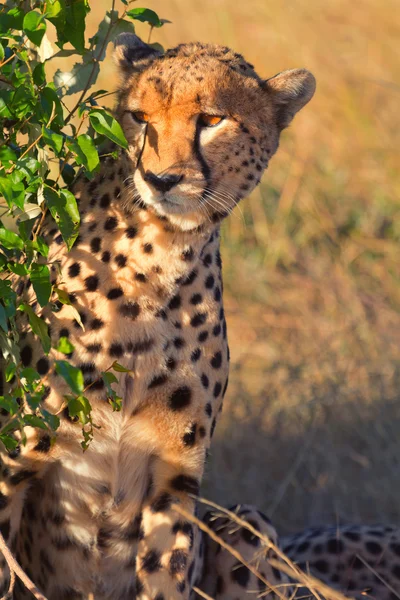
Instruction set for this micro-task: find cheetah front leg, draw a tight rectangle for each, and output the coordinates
[135,460,201,600]
[199,505,292,600]
[134,452,204,600]
[0,428,53,597]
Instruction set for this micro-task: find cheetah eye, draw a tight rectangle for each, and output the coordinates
[198,114,225,128]
[131,111,150,124]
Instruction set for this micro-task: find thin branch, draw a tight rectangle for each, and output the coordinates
[0,53,16,69]
[0,531,48,600]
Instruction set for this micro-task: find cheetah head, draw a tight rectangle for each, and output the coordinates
[114,33,315,230]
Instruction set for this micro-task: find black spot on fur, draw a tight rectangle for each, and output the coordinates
[126,226,138,239]
[141,549,162,573]
[231,563,250,587]
[119,301,140,319]
[99,193,111,208]
[148,374,168,388]
[85,275,99,292]
[68,262,80,277]
[170,474,199,495]
[36,357,49,375]
[168,295,181,310]
[169,387,192,411]
[90,238,101,253]
[211,351,222,369]
[191,312,207,327]
[104,216,118,231]
[183,424,196,447]
[34,434,51,453]
[109,343,124,358]
[107,287,124,300]
[151,492,172,513]
[169,549,188,576]
[21,345,33,367]
[191,348,201,362]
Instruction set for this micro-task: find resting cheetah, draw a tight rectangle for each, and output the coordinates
[201,504,400,599]
[0,33,315,599]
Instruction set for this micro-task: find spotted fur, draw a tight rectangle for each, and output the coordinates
[0,34,315,599]
[200,506,400,599]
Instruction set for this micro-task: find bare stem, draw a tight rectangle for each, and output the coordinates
[0,532,48,600]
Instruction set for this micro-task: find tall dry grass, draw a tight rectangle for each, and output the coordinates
[71,0,400,533]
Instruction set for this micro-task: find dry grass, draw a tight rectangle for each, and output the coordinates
[77,0,400,533]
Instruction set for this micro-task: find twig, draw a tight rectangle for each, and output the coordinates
[0,53,16,69]
[192,586,215,600]
[0,531,48,600]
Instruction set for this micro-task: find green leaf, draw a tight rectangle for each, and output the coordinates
[0,90,12,118]
[64,0,90,52]
[0,7,24,33]
[126,8,163,28]
[0,304,7,333]
[5,363,16,383]
[41,408,60,431]
[55,360,84,395]
[67,394,91,424]
[23,414,48,429]
[54,288,70,305]
[0,280,17,303]
[10,85,36,119]
[0,395,19,416]
[45,0,65,20]
[0,330,20,363]
[67,134,100,173]
[102,372,118,386]
[60,162,76,185]
[0,147,18,170]
[42,127,64,154]
[57,336,75,355]
[0,228,24,250]
[19,304,51,354]
[40,86,64,127]
[108,395,122,411]
[0,44,3,62]
[33,63,46,86]
[0,177,25,211]
[43,186,80,250]
[7,262,29,275]
[31,237,49,258]
[21,367,41,383]
[30,263,51,307]
[89,110,128,149]
[23,11,47,47]
[111,361,131,373]
[0,434,19,452]
[15,157,41,180]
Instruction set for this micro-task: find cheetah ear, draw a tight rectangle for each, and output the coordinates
[114,33,161,73]
[263,69,316,129]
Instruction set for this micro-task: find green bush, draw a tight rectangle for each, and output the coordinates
[0,0,165,450]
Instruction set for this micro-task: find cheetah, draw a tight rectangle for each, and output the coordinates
[0,33,315,599]
[201,504,400,599]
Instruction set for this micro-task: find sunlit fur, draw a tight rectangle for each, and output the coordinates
[115,39,315,232]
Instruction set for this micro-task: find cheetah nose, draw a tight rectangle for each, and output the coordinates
[144,171,183,193]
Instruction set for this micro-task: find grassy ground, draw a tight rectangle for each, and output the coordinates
[86,0,400,535]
